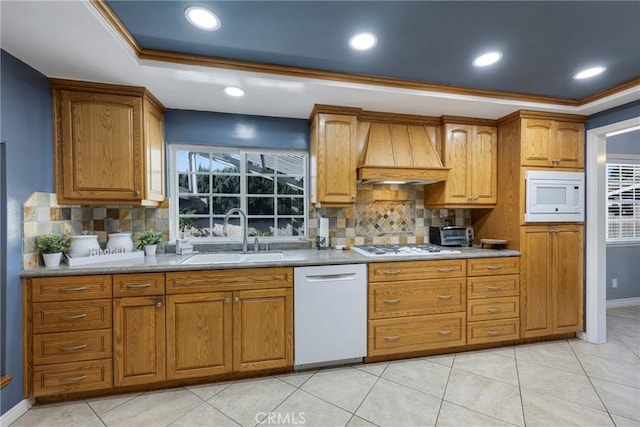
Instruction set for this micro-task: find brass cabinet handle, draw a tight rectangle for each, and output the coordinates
[224,297,230,304]
[234,297,239,303]
[383,299,401,304]
[486,265,502,270]
[60,313,87,320]
[383,336,400,341]
[468,196,473,201]
[59,287,87,293]
[382,269,401,275]
[60,344,87,352]
[437,294,453,300]
[437,267,454,272]
[487,330,503,336]
[473,196,479,201]
[126,283,152,289]
[486,308,501,313]
[552,159,560,164]
[437,330,453,335]
[487,285,503,291]
[60,375,87,383]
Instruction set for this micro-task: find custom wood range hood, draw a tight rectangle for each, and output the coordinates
[357,111,449,184]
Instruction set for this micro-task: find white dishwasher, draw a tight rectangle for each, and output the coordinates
[294,264,367,369]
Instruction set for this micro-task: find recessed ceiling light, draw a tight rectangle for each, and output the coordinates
[473,52,503,67]
[185,6,221,31]
[349,33,377,51]
[573,66,606,80]
[224,86,245,97]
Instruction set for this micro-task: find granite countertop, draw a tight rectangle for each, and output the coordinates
[21,246,520,277]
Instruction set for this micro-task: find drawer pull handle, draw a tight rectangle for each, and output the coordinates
[383,299,401,304]
[437,330,453,335]
[59,287,87,293]
[382,269,401,275]
[486,308,501,313]
[60,375,87,383]
[126,283,152,289]
[383,336,400,341]
[60,313,87,320]
[437,267,454,272]
[486,265,502,270]
[487,330,503,336]
[60,344,87,352]
[487,285,503,291]
[438,294,453,300]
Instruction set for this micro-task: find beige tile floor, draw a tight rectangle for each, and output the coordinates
[11,306,640,427]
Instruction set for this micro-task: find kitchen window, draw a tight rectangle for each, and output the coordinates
[170,145,307,241]
[606,156,640,243]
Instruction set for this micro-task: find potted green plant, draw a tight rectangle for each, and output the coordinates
[37,234,71,267]
[138,229,163,256]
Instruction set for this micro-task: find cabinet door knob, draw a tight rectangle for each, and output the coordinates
[155,297,162,308]
[234,297,239,303]
[224,297,230,304]
[134,190,140,196]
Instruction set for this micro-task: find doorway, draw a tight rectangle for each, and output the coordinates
[584,117,640,344]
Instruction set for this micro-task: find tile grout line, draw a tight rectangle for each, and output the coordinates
[433,353,455,426]
[346,364,389,426]
[513,343,527,427]
[567,336,620,426]
[83,398,107,426]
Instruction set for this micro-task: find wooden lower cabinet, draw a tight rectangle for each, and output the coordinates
[233,288,293,372]
[520,225,583,338]
[166,292,232,379]
[113,296,165,386]
[369,312,466,356]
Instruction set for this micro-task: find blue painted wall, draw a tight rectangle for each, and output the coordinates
[164,109,309,150]
[606,130,640,301]
[0,50,53,415]
[586,100,640,130]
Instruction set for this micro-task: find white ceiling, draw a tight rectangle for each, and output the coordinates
[2,0,639,120]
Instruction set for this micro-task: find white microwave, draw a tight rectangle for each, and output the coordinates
[525,170,584,222]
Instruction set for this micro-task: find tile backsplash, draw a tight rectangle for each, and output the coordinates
[308,183,470,247]
[23,186,470,267]
[22,192,169,268]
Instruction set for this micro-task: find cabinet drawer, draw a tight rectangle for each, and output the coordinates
[368,312,465,356]
[467,319,520,345]
[33,329,112,365]
[468,275,520,299]
[33,300,112,334]
[166,267,292,294]
[369,278,465,319]
[467,258,519,276]
[369,260,466,283]
[32,275,112,302]
[113,273,165,297]
[467,297,519,321]
[32,359,112,397]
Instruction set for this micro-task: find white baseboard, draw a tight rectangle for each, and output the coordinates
[0,398,34,426]
[607,297,640,308]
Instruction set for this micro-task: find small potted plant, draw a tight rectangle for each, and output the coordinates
[138,229,163,256]
[37,234,71,267]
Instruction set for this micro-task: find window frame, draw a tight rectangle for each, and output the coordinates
[169,144,308,243]
[606,153,640,246]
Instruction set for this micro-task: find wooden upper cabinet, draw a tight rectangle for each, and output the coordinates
[310,112,358,206]
[521,119,584,168]
[425,122,497,207]
[51,79,166,206]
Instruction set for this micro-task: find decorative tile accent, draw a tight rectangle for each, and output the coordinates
[308,183,470,247]
[22,192,171,268]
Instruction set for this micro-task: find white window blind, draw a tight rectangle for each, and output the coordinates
[606,161,640,242]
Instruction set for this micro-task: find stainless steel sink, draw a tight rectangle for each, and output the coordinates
[179,251,298,265]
